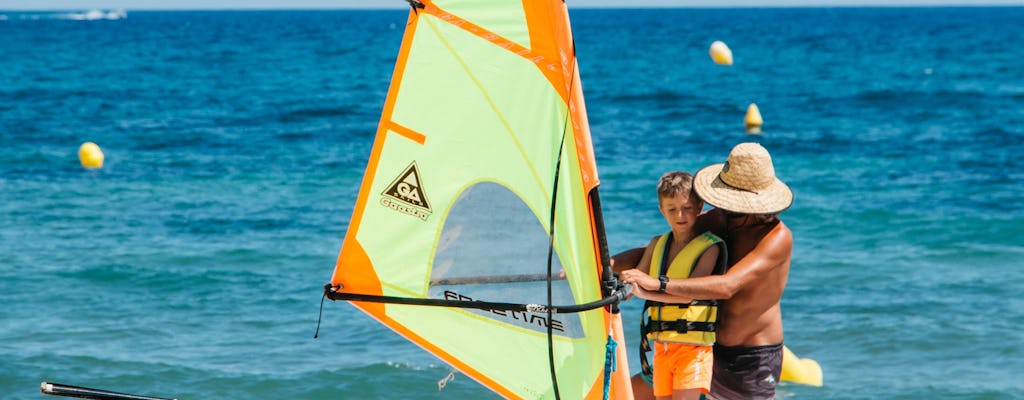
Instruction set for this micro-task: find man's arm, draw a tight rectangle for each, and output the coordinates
[627,223,792,300]
[629,244,718,303]
[631,285,692,303]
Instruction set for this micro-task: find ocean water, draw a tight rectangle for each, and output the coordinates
[2,6,1022,399]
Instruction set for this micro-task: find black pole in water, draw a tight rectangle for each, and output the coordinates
[40,382,177,400]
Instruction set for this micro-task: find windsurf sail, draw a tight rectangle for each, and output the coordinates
[325,1,633,399]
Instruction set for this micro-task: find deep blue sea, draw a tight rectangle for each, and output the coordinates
[2,6,1023,400]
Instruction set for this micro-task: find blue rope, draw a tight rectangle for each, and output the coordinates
[603,335,618,400]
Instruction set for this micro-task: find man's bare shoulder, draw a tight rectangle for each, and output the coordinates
[696,209,727,238]
[747,220,792,263]
[765,220,792,246]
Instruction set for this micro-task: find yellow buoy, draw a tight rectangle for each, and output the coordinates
[78,142,104,169]
[745,103,763,134]
[709,40,733,66]
[781,345,823,387]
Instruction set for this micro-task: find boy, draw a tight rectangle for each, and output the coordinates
[623,171,727,400]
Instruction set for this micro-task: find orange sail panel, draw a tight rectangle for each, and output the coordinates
[330,1,630,398]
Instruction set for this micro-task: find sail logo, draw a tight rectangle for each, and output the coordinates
[443,290,565,333]
[380,162,431,221]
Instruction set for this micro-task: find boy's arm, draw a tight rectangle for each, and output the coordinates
[689,244,719,278]
[635,237,657,275]
[620,237,658,300]
[610,247,645,273]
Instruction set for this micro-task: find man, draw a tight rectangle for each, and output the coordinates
[619,142,793,400]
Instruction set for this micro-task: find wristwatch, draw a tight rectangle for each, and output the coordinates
[658,276,669,293]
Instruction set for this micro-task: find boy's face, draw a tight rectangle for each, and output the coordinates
[659,191,702,234]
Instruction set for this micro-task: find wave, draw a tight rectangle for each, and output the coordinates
[278,106,351,123]
[66,9,127,21]
[5,10,127,21]
[841,87,1019,110]
[603,88,700,105]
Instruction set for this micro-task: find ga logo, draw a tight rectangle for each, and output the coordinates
[380,161,431,220]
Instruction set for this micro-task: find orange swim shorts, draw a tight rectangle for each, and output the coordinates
[652,342,713,397]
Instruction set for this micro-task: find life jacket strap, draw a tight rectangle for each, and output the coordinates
[640,301,653,376]
[644,319,716,334]
[647,299,718,308]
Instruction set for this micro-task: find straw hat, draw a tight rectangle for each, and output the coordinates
[694,143,793,214]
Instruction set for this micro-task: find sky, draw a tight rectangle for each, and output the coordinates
[1,0,1021,10]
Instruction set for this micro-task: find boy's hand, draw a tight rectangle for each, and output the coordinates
[631,285,654,300]
[619,268,660,292]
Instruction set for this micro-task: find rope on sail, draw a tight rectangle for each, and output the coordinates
[545,115,568,400]
[323,283,630,314]
[603,333,618,400]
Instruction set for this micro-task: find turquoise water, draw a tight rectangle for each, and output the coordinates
[2,7,1023,399]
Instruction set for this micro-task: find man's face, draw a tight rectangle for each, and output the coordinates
[724,210,750,230]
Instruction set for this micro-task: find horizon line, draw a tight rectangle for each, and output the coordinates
[3,3,1022,11]
[2,0,1022,12]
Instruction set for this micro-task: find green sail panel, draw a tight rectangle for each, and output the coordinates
[433,0,531,50]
